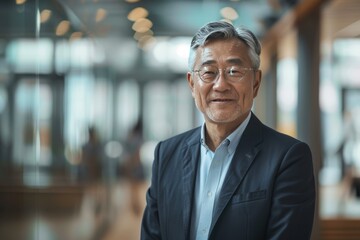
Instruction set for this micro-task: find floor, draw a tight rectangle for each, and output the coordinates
[0,180,148,240]
[1,179,360,240]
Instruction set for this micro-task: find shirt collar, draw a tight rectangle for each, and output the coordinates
[200,112,252,154]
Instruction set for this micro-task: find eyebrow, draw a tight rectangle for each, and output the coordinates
[226,58,245,65]
[201,60,217,66]
[200,58,246,67]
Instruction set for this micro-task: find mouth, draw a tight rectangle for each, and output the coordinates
[210,98,234,103]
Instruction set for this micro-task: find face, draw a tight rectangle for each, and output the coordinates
[187,38,261,128]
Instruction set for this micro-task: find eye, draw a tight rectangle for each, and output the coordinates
[228,67,245,77]
[200,66,218,78]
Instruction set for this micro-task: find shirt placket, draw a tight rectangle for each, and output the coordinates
[195,141,228,240]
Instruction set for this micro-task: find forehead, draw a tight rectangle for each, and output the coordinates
[195,38,251,66]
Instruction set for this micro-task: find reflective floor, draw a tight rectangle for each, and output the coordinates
[1,179,360,240]
[0,180,148,240]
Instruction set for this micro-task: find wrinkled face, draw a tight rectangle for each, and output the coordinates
[187,38,261,127]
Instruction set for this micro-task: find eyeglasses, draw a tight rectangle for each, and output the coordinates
[192,65,256,83]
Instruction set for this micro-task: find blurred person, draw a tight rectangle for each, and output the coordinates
[81,126,102,183]
[79,126,107,236]
[123,119,146,216]
[337,110,360,212]
[336,110,357,181]
[141,21,315,240]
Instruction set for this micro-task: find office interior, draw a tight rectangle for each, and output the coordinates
[0,0,359,239]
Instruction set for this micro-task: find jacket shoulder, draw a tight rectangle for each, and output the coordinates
[251,114,307,148]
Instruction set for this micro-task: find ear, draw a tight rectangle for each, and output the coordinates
[253,70,262,98]
[187,72,195,97]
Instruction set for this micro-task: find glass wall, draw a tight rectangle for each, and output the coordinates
[0,1,197,239]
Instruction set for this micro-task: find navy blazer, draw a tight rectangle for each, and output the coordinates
[141,114,315,240]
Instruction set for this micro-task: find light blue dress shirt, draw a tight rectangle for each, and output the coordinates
[190,113,251,240]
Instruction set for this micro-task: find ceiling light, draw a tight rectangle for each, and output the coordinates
[70,32,83,41]
[127,7,148,22]
[56,20,70,36]
[133,30,153,40]
[16,0,26,4]
[220,7,239,21]
[125,0,141,3]
[132,18,153,33]
[95,8,107,22]
[40,9,52,23]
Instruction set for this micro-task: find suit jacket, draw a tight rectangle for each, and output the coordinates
[141,113,316,240]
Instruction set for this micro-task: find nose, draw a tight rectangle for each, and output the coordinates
[213,69,231,91]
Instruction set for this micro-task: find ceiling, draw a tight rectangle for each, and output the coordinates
[322,0,360,39]
[0,0,289,40]
[1,0,359,43]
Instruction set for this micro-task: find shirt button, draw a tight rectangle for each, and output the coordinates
[207,191,212,197]
[202,228,207,234]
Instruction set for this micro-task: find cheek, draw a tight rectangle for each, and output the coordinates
[194,89,205,106]
[193,85,207,100]
[237,86,254,103]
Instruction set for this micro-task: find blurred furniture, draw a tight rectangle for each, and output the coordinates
[321,219,360,240]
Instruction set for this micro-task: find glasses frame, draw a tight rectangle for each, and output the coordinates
[192,66,257,83]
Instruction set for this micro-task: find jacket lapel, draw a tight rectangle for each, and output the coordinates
[209,114,264,234]
[182,128,201,239]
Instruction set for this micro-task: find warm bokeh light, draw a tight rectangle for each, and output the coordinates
[132,18,153,33]
[56,20,70,36]
[125,0,141,3]
[70,32,83,41]
[95,8,107,23]
[40,9,52,23]
[128,7,149,22]
[133,30,153,40]
[15,0,26,5]
[220,7,239,21]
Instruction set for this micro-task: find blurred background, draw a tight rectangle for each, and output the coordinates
[0,0,359,239]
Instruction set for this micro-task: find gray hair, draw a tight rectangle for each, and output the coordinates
[188,21,261,70]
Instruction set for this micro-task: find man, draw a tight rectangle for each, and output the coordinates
[141,21,315,240]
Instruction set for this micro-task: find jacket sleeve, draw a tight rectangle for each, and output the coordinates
[141,142,162,240]
[266,141,316,240]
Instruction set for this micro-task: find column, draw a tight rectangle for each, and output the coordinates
[297,6,322,240]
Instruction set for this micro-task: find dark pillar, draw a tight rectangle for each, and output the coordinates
[266,52,278,129]
[297,6,322,240]
[51,77,66,170]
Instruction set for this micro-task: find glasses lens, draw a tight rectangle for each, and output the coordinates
[197,66,252,83]
[199,66,218,83]
[228,66,247,79]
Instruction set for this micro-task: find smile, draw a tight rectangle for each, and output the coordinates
[211,99,233,102]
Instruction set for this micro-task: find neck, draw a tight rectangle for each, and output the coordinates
[204,113,250,151]
[204,122,236,151]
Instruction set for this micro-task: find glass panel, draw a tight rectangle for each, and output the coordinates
[0,1,257,239]
[320,38,360,218]
[117,80,140,139]
[143,81,171,140]
[276,58,298,137]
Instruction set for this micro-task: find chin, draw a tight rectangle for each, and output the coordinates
[208,115,239,124]
[206,110,246,124]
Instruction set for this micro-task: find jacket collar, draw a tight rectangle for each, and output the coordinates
[182,127,201,239]
[181,113,264,239]
[209,113,264,236]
